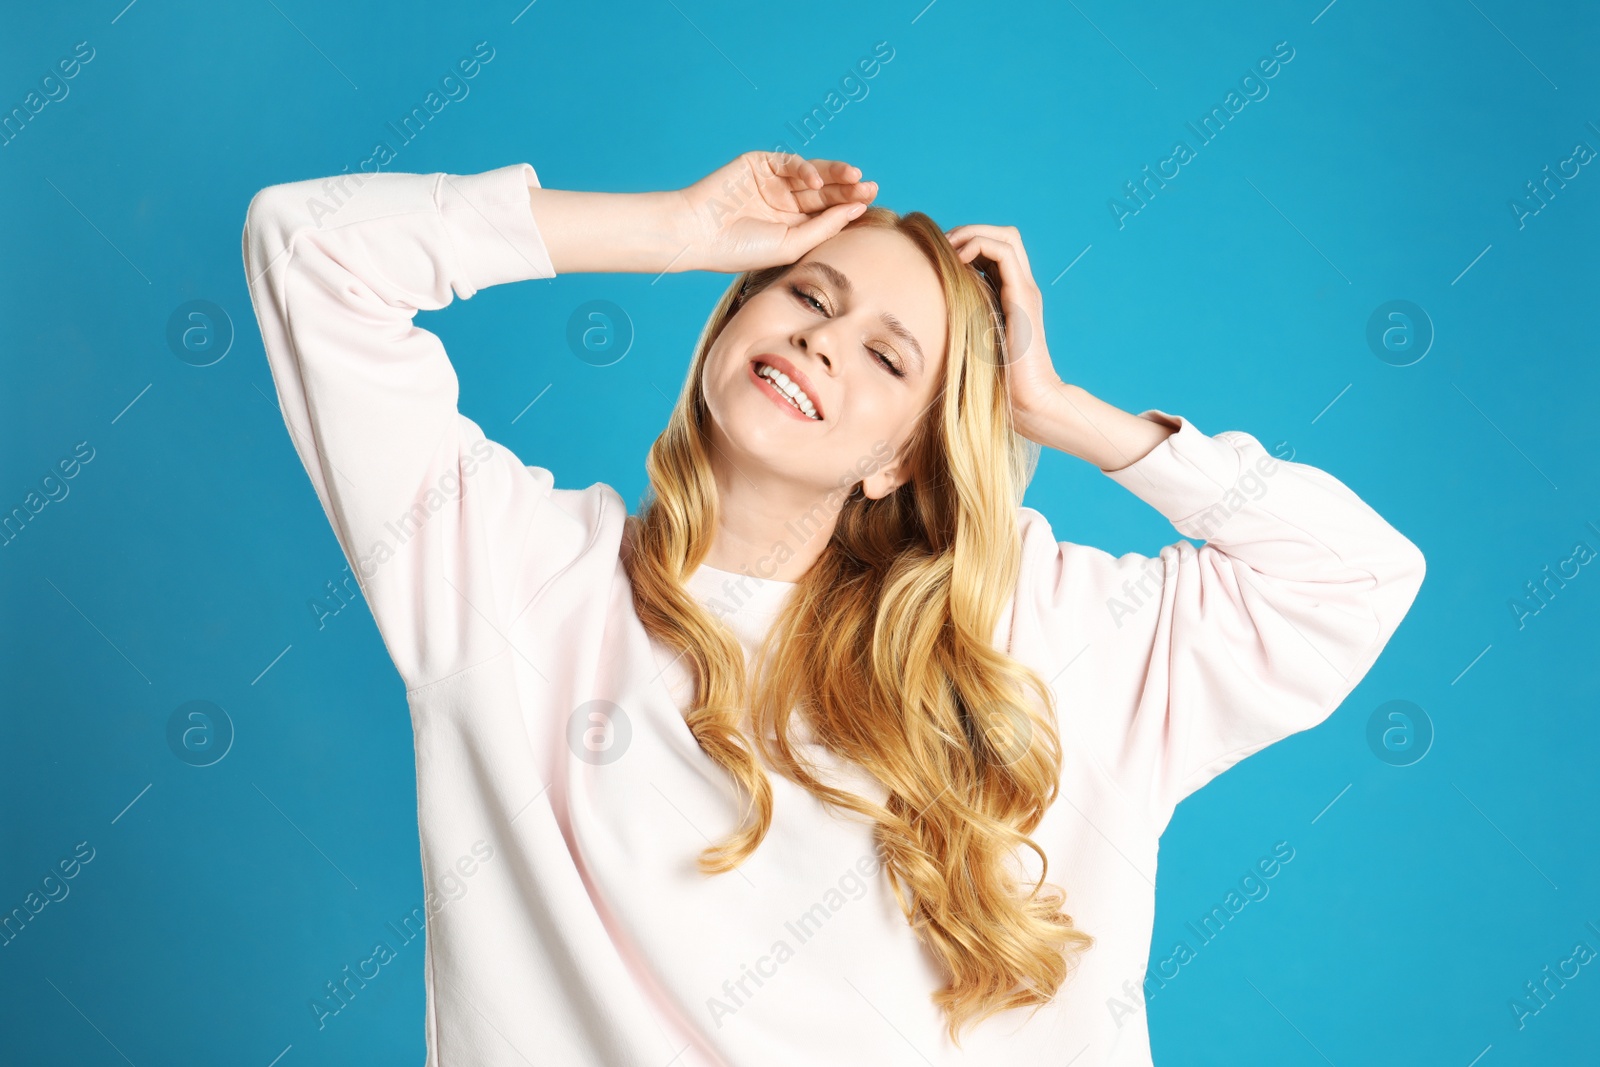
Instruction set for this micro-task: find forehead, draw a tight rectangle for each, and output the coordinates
[789,228,948,368]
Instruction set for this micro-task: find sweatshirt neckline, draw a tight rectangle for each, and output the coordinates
[686,561,796,618]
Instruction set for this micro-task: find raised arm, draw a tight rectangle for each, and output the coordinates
[1018,398,1426,831]
[242,153,877,693]
[243,162,590,693]
[941,224,1424,830]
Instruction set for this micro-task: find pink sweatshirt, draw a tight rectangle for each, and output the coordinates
[242,161,1425,1066]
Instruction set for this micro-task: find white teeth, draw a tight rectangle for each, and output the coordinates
[756,363,819,419]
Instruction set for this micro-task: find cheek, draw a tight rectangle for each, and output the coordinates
[876,390,935,454]
[703,338,742,395]
[874,386,924,429]
[833,389,908,448]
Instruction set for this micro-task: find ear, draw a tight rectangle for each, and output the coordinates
[859,454,914,501]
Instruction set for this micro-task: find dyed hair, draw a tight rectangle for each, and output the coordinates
[621,205,1094,1044]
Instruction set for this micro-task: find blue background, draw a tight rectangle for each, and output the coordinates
[3,1,1596,1064]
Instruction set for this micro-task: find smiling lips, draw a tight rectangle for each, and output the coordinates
[750,356,824,421]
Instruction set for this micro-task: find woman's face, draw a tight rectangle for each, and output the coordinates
[700,226,949,502]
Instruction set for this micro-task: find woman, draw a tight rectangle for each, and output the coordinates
[242,151,1424,1066]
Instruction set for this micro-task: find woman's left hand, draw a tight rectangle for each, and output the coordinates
[945,224,1068,436]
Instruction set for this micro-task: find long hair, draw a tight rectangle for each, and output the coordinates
[620,206,1094,1044]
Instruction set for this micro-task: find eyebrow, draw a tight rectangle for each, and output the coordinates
[793,260,927,375]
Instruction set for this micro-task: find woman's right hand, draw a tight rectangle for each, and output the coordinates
[673,151,878,273]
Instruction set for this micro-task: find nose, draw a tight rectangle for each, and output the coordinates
[797,334,835,375]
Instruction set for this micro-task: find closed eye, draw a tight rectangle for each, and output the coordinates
[788,284,906,379]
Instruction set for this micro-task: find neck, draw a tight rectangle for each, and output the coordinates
[702,445,849,584]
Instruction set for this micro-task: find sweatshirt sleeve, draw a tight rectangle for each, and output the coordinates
[241,162,589,694]
[1021,409,1426,831]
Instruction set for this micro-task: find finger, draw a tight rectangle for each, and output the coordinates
[768,151,823,189]
[947,223,1017,239]
[779,200,869,261]
[805,159,863,186]
[766,155,874,215]
[948,224,1034,278]
[947,224,1034,281]
[954,234,1023,279]
[949,235,1046,364]
[946,223,1032,272]
[950,234,1041,305]
[786,160,872,209]
[791,179,877,215]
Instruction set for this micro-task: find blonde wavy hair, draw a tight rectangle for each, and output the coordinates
[620,205,1095,1044]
